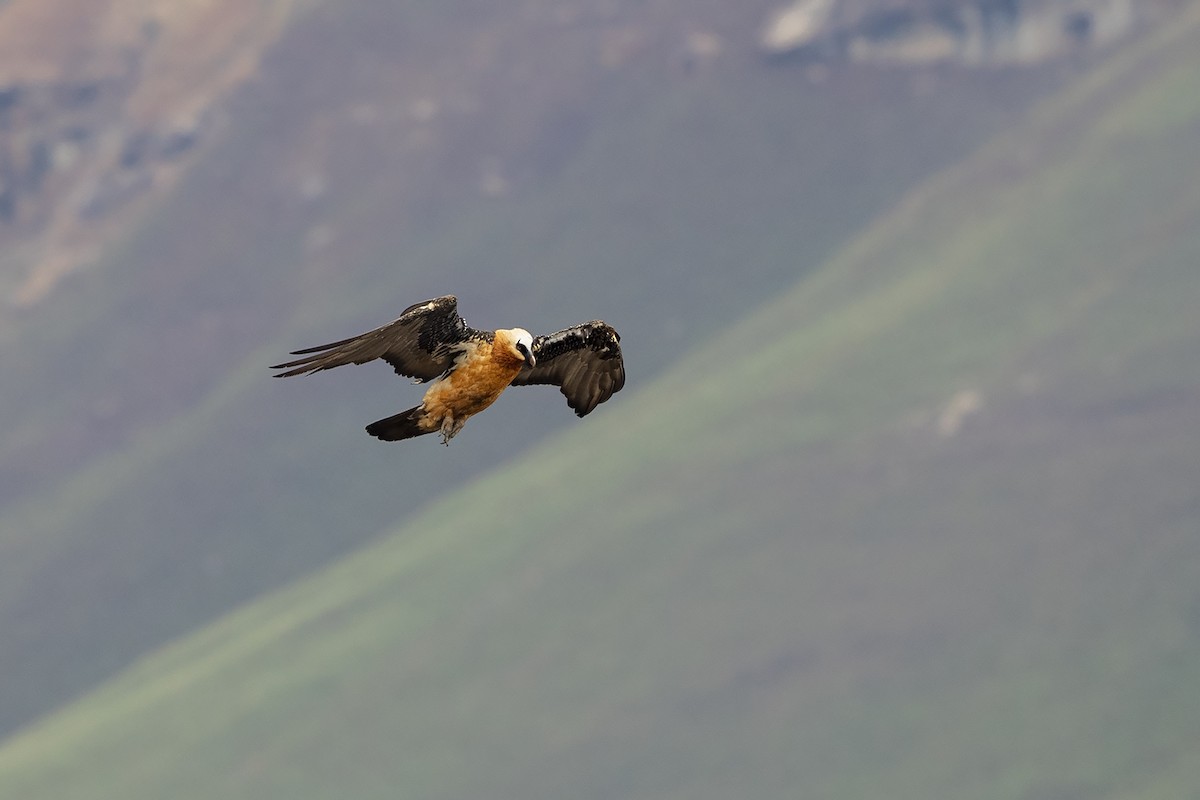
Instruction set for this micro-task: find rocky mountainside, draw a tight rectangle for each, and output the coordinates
[0,3,1197,794]
[0,0,1191,747]
[760,0,1180,64]
[0,0,302,310]
[0,0,1182,313]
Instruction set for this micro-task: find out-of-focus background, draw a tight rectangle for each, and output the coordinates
[0,0,1197,796]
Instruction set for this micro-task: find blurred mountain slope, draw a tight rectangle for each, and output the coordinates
[0,3,1197,797]
[0,0,1063,736]
[0,0,302,306]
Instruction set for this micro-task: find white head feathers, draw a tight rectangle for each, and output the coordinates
[511,328,534,351]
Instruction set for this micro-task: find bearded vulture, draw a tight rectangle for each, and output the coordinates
[271,295,625,444]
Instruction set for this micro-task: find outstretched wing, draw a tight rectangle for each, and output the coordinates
[271,295,481,380]
[511,321,625,416]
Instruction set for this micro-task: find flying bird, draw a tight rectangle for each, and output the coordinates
[271,295,625,444]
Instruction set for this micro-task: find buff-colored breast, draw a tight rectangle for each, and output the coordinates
[419,335,525,428]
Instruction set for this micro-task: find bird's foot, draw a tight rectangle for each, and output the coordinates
[439,417,465,445]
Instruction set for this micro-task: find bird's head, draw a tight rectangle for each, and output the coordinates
[499,328,536,369]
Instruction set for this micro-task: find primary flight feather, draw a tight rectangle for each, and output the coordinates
[271,295,625,444]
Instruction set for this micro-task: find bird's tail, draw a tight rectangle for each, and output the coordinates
[365,406,432,442]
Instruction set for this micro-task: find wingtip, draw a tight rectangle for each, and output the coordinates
[270,362,318,378]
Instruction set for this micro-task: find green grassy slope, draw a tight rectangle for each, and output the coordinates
[0,1,1056,736]
[2,5,1199,798]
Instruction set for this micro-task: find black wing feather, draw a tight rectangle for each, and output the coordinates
[511,321,625,416]
[271,295,482,380]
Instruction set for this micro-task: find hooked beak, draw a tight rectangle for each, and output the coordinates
[516,341,536,369]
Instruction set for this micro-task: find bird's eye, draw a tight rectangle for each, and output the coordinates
[516,343,529,355]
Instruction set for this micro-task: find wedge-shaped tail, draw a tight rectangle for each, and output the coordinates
[364,406,431,442]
